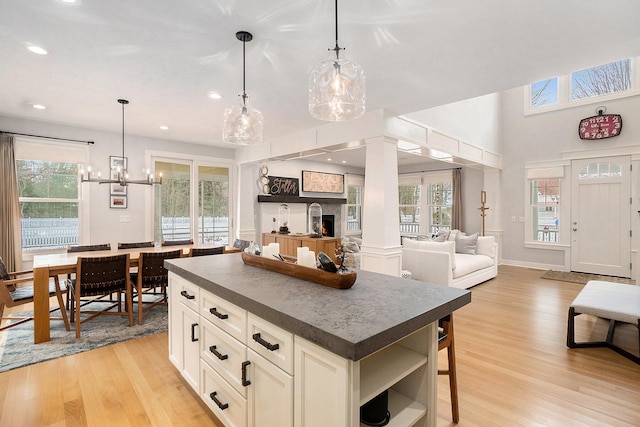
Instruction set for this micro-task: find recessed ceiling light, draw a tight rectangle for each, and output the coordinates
[32,104,46,110]
[207,91,222,100]
[327,158,332,161]
[60,0,79,3]
[160,125,169,131]
[26,44,48,55]
[342,160,347,164]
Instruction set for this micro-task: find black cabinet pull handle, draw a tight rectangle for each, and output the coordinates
[242,360,251,387]
[209,307,229,320]
[190,323,199,342]
[209,391,229,410]
[180,290,195,300]
[209,345,228,360]
[252,333,280,351]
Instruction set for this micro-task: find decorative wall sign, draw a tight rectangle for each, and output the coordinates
[302,170,344,194]
[268,176,299,196]
[578,107,622,140]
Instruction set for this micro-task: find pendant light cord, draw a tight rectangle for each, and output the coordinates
[242,37,247,105]
[332,0,343,60]
[121,101,125,160]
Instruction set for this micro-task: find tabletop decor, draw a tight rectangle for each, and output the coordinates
[241,251,356,289]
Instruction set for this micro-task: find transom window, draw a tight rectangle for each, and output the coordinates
[527,57,637,113]
[577,162,622,179]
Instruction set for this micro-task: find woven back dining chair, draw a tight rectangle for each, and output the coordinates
[67,253,133,338]
[131,249,182,324]
[189,246,224,257]
[117,241,154,249]
[0,256,70,332]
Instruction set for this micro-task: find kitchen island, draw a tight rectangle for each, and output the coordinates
[166,253,471,427]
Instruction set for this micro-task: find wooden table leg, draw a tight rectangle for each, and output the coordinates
[33,266,51,343]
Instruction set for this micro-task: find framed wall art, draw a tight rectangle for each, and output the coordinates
[110,195,127,209]
[302,170,344,194]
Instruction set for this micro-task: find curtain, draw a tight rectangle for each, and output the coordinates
[451,168,462,230]
[0,134,22,271]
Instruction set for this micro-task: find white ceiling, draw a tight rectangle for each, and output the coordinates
[2,0,640,163]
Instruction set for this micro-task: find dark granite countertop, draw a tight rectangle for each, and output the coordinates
[166,253,471,361]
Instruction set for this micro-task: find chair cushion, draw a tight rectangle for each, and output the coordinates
[10,283,66,302]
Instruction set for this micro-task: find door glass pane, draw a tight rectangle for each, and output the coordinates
[198,165,229,245]
[154,161,191,242]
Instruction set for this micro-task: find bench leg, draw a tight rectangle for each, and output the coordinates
[567,307,640,365]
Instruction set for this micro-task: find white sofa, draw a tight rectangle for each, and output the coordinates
[402,234,498,289]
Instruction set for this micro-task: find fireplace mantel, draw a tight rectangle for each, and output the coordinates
[257,195,346,204]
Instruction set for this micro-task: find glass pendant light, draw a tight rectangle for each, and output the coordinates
[309,0,365,121]
[223,31,263,145]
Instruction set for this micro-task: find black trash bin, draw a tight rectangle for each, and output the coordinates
[360,389,391,426]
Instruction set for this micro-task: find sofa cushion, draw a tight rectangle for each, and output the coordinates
[476,236,495,258]
[403,239,456,270]
[452,254,494,279]
[447,229,462,241]
[455,233,478,254]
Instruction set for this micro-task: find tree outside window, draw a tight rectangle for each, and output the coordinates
[346,185,362,232]
[17,160,79,250]
[399,184,420,234]
[571,59,631,100]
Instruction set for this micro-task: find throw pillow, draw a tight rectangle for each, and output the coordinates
[432,234,447,242]
[447,229,462,241]
[476,236,495,258]
[455,232,478,254]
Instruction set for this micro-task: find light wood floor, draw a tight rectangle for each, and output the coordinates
[0,265,638,426]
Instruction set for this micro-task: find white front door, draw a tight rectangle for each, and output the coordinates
[570,156,631,277]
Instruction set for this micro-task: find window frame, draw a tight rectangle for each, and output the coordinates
[14,138,89,255]
[150,151,234,245]
[524,164,569,249]
[525,56,640,116]
[345,174,364,235]
[398,171,453,236]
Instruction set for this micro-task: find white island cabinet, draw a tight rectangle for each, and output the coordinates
[166,255,470,427]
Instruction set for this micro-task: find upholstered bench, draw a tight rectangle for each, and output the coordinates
[567,280,640,364]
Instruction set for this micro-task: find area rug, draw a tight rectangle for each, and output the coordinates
[541,270,635,285]
[0,302,167,373]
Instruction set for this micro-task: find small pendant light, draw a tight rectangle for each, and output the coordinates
[309,0,365,121]
[223,31,264,145]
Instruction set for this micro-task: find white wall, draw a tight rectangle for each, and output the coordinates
[499,89,640,269]
[2,115,235,253]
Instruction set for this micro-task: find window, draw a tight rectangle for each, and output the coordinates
[346,185,363,232]
[398,171,452,235]
[571,59,632,100]
[427,181,452,234]
[346,174,364,233]
[530,179,560,243]
[154,159,230,245]
[15,140,85,251]
[527,57,638,113]
[531,78,559,108]
[399,184,420,234]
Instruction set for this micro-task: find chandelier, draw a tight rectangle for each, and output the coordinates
[309,0,365,121]
[81,99,162,186]
[222,31,264,145]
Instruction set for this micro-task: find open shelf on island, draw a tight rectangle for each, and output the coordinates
[359,345,428,405]
[359,389,426,427]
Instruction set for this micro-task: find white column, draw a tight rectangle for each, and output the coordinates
[237,163,258,243]
[360,136,402,276]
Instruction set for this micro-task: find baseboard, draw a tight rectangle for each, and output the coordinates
[500,259,567,271]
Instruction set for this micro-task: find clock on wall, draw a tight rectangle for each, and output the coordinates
[578,106,622,140]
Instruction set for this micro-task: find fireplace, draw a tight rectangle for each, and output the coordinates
[322,215,335,237]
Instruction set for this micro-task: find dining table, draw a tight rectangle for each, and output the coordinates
[31,244,241,344]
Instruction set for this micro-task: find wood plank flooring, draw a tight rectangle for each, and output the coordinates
[1,265,639,426]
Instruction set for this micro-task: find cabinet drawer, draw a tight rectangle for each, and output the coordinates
[201,289,247,343]
[201,361,247,427]
[170,273,200,312]
[201,319,248,397]
[247,313,293,375]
